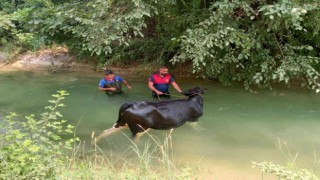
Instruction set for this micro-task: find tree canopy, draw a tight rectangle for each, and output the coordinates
[1,0,320,92]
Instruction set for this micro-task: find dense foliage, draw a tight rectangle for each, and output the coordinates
[1,0,320,91]
[171,0,320,92]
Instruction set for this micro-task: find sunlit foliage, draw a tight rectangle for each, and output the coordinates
[1,0,320,91]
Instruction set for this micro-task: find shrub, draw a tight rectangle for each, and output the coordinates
[0,90,77,179]
[62,129,196,179]
[252,161,319,180]
[252,139,319,179]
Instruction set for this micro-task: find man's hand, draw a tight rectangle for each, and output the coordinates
[181,90,190,96]
[156,90,163,95]
[109,87,117,91]
[126,85,132,90]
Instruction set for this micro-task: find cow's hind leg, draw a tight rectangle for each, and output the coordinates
[115,103,133,127]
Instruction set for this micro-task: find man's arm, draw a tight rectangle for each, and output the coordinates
[99,87,117,91]
[123,80,132,90]
[171,81,183,93]
[99,80,117,91]
[148,81,163,95]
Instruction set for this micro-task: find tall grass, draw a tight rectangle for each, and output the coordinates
[61,129,197,179]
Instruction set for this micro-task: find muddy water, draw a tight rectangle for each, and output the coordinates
[1,71,320,179]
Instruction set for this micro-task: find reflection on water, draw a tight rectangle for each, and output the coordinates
[1,71,320,179]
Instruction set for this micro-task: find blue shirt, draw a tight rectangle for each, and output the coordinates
[99,75,124,88]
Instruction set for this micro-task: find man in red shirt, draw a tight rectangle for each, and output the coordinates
[148,66,183,98]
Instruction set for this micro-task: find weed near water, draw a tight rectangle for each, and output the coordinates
[61,129,197,179]
[252,138,320,179]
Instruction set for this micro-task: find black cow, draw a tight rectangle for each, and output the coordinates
[94,87,206,142]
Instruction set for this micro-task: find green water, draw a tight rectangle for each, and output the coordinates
[1,71,320,179]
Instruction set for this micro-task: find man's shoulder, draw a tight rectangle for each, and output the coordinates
[115,75,123,80]
[99,78,106,87]
[150,73,157,78]
[99,78,106,83]
[164,74,173,79]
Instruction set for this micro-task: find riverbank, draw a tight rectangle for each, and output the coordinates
[0,47,192,78]
[0,47,99,73]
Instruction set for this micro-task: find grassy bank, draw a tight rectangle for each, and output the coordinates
[60,130,197,179]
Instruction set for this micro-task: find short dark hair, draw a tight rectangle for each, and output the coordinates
[105,70,114,75]
[159,66,168,70]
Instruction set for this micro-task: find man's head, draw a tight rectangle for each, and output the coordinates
[159,66,169,76]
[105,70,114,80]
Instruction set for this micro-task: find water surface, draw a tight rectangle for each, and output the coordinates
[1,71,320,179]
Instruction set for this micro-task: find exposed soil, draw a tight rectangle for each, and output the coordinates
[0,47,96,73]
[0,47,193,78]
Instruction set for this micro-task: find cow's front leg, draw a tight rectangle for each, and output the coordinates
[134,128,150,141]
[127,122,146,139]
[114,122,127,128]
[93,124,128,145]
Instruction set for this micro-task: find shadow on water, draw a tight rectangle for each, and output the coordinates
[1,71,320,179]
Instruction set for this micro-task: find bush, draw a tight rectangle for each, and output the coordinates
[62,129,196,179]
[252,161,319,180]
[0,90,77,179]
[252,140,319,179]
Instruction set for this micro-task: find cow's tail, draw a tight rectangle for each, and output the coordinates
[114,102,134,127]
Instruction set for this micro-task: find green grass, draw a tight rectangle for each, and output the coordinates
[252,139,320,180]
[60,129,197,179]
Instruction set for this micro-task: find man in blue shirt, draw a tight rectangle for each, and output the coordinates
[99,70,132,94]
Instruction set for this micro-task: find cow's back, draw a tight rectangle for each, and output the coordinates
[115,95,204,133]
